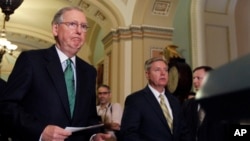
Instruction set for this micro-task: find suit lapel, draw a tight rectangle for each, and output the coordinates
[73,57,95,121]
[74,58,88,114]
[143,86,170,130]
[45,46,71,120]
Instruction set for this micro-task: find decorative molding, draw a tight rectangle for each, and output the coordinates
[204,0,228,14]
[9,32,49,44]
[150,47,164,58]
[72,0,90,9]
[95,10,106,21]
[122,0,128,5]
[80,1,90,9]
[102,25,174,44]
[152,0,171,16]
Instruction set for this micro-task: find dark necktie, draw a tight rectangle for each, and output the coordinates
[64,59,75,117]
[159,94,173,133]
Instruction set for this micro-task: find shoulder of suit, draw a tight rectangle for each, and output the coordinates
[17,48,48,62]
[75,57,96,72]
[125,90,144,103]
[76,57,94,67]
[129,88,145,96]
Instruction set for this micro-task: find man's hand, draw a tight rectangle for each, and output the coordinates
[41,125,72,141]
[110,122,120,130]
[93,133,111,141]
[104,122,120,130]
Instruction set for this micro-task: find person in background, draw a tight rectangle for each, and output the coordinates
[120,57,191,141]
[0,6,110,141]
[184,66,213,101]
[182,66,226,141]
[96,84,123,141]
[192,66,213,92]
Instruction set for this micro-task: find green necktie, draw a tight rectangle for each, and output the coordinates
[159,94,173,133]
[64,59,75,117]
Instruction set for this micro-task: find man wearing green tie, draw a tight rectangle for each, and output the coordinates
[0,6,110,141]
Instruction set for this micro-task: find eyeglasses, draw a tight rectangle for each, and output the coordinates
[59,22,90,32]
[98,92,110,95]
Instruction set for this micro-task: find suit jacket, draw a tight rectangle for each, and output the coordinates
[182,98,200,141]
[0,78,8,141]
[0,79,6,92]
[182,98,226,141]
[0,46,100,141]
[120,85,191,141]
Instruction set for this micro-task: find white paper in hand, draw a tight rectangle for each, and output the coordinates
[65,123,104,132]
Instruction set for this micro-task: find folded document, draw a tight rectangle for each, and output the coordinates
[65,123,104,132]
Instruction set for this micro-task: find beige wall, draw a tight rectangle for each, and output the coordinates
[191,0,239,69]
[235,0,250,57]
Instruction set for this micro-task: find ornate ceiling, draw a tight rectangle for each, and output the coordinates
[0,0,118,51]
[0,0,124,79]
[0,0,244,80]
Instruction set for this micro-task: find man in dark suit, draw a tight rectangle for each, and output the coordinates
[0,7,110,141]
[120,57,190,141]
[0,78,6,92]
[183,66,213,141]
[182,66,225,141]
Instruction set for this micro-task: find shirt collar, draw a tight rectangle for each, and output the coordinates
[99,103,111,109]
[148,84,165,98]
[55,46,76,66]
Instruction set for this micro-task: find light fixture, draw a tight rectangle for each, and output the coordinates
[0,0,23,63]
[0,19,18,62]
[0,0,24,21]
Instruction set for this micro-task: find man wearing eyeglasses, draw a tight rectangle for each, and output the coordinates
[96,84,123,141]
[0,6,110,141]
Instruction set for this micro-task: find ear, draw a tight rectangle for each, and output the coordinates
[145,71,149,79]
[52,24,59,36]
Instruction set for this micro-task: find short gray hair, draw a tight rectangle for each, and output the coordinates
[144,57,168,71]
[51,6,84,25]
